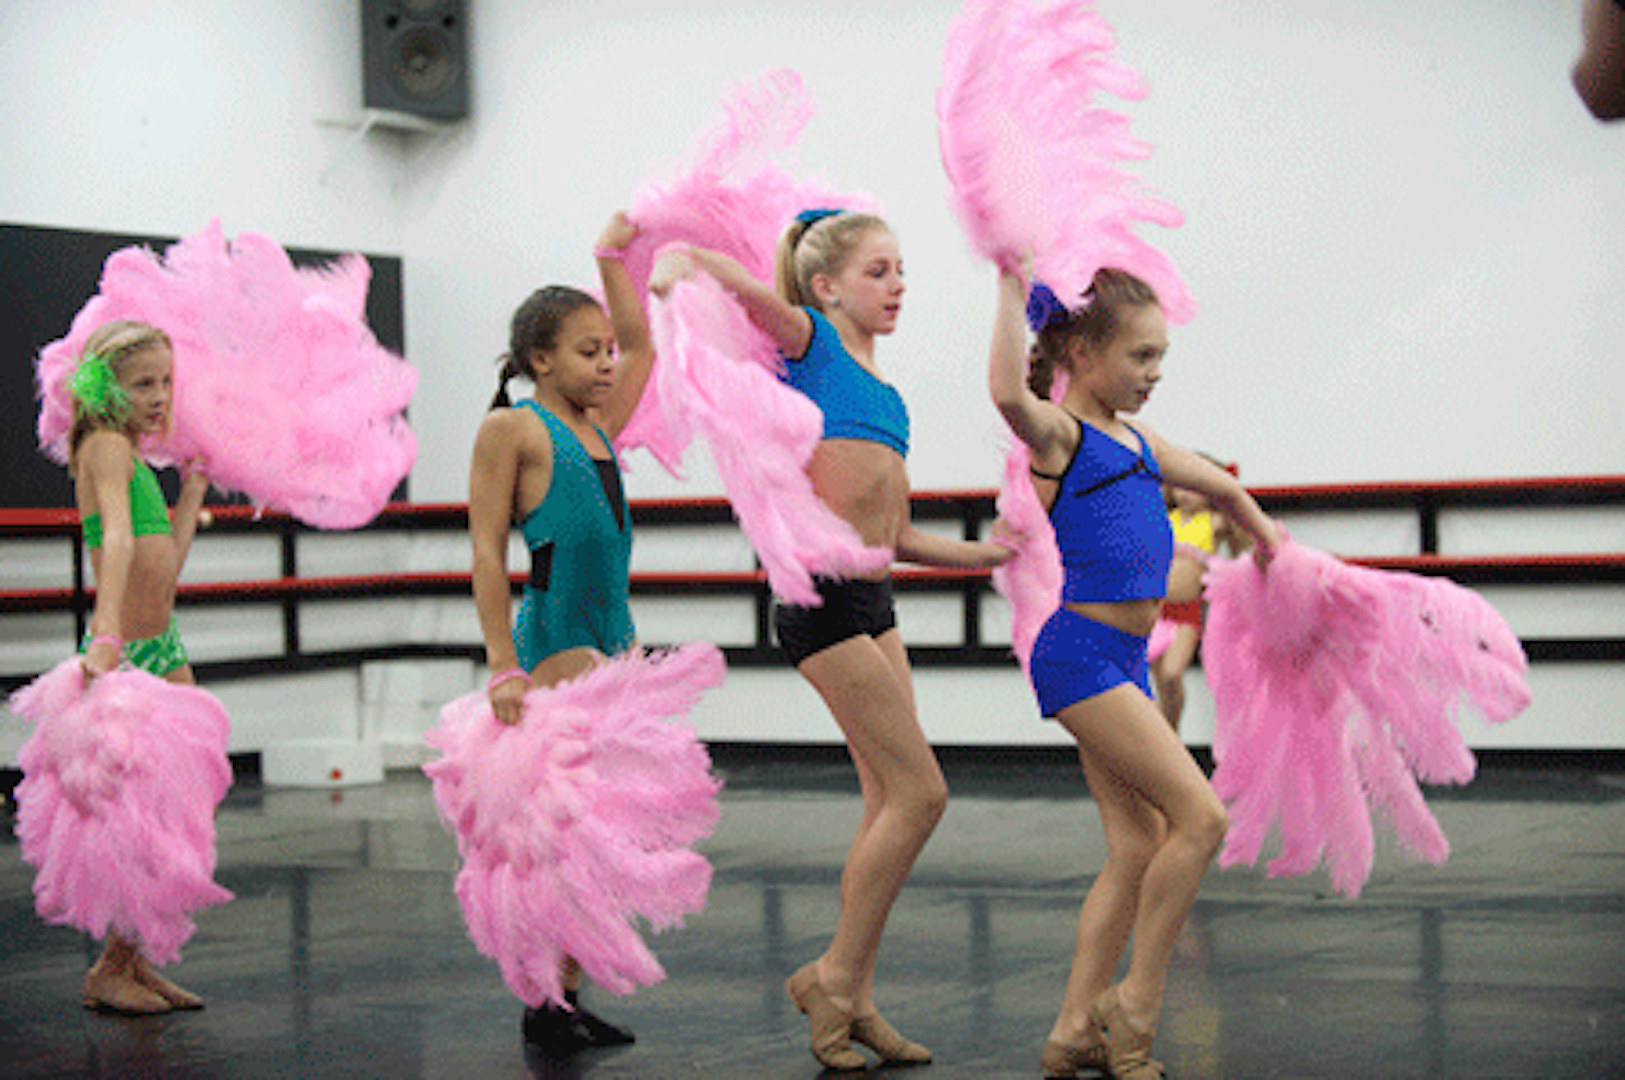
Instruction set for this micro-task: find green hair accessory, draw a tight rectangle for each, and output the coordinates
[67,350,130,421]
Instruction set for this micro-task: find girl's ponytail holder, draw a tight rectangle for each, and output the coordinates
[1025,281,1068,333]
[795,208,842,227]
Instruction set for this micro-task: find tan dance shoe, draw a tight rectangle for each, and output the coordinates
[786,963,867,1071]
[852,1011,933,1065]
[1088,986,1166,1079]
[82,970,171,1015]
[1040,1035,1110,1077]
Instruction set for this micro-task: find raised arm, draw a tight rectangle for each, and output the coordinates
[77,434,135,678]
[467,411,535,722]
[595,212,657,438]
[649,244,813,358]
[1143,426,1280,559]
[168,464,212,570]
[988,268,1077,473]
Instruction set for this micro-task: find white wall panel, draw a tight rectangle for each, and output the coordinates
[1271,511,1421,558]
[1440,506,1625,557]
[630,596,757,649]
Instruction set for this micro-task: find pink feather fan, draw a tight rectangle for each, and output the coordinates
[606,68,891,603]
[1202,539,1531,897]
[10,658,234,965]
[937,0,1194,321]
[952,0,1195,664]
[650,272,892,604]
[422,644,725,1008]
[990,440,1062,677]
[35,221,416,529]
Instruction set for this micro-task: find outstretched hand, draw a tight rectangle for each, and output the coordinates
[598,211,639,257]
[648,245,697,298]
[1252,520,1284,570]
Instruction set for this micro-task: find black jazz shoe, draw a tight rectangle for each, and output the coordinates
[522,992,635,1057]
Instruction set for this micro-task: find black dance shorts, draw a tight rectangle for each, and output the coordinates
[773,577,898,666]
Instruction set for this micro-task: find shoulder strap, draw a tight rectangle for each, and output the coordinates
[1069,420,1154,498]
[520,399,588,460]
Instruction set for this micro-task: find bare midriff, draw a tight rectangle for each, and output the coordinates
[1064,598,1162,639]
[90,535,180,640]
[808,438,909,579]
[1163,553,1205,606]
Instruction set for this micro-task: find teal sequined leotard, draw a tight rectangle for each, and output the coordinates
[512,401,635,669]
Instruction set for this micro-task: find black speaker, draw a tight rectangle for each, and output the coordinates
[361,0,470,121]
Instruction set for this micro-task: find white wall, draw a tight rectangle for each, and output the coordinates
[0,0,408,254]
[3,0,1621,503]
[3,2,1622,760]
[397,0,1625,501]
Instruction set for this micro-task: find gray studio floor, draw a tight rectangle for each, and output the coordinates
[3,751,1623,1080]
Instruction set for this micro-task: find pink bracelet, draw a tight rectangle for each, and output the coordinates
[487,667,530,694]
[88,634,123,652]
[594,245,625,262]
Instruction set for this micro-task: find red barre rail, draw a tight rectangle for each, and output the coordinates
[1247,475,1625,500]
[0,567,980,614]
[5,556,1625,617]
[3,474,1623,532]
[0,571,752,614]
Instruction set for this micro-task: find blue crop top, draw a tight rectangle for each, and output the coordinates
[512,401,635,664]
[781,308,910,457]
[1046,417,1173,604]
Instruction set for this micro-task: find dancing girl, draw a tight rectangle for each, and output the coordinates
[989,268,1278,1079]
[461,212,664,1056]
[651,209,1012,1070]
[63,319,218,1014]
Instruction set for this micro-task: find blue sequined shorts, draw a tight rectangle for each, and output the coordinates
[1029,607,1150,717]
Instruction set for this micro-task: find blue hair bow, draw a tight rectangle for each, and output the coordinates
[1025,281,1068,333]
[795,208,843,227]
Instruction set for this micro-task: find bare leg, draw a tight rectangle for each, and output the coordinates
[1054,685,1227,1039]
[791,630,945,1065]
[843,629,921,1011]
[1046,745,1166,1052]
[105,663,210,1010]
[1150,626,1199,731]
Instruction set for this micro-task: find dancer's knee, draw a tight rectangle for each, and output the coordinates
[1182,796,1228,856]
[912,774,949,830]
[887,771,947,834]
[1102,814,1164,879]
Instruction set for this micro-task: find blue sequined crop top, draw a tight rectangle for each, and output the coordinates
[1046,417,1173,603]
[781,308,910,457]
